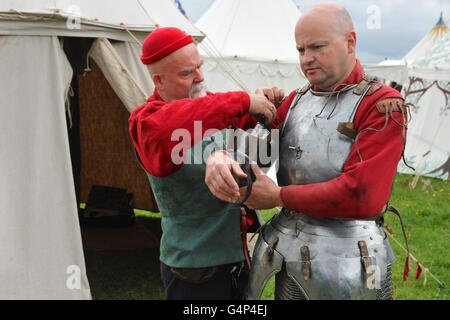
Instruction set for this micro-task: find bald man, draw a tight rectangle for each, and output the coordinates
[205,3,407,300]
[129,27,280,300]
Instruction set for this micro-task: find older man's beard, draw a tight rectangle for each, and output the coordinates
[189,82,207,99]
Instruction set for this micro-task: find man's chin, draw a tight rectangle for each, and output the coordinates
[306,74,323,85]
[307,77,332,90]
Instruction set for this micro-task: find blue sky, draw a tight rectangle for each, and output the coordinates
[178,0,449,64]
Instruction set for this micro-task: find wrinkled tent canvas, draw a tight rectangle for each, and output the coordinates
[0,35,89,300]
[195,0,307,94]
[0,0,203,299]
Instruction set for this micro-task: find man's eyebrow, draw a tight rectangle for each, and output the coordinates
[181,66,194,72]
[180,61,204,74]
[297,41,328,49]
[179,66,195,75]
[311,41,328,45]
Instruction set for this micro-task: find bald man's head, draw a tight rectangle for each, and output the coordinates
[296,2,354,40]
[294,2,357,90]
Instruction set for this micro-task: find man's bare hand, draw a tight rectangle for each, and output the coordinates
[239,164,284,210]
[248,94,277,126]
[255,86,285,105]
[205,151,247,202]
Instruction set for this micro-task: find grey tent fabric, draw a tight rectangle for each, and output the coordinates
[0,35,91,299]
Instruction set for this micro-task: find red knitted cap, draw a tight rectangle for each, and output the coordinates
[141,27,194,65]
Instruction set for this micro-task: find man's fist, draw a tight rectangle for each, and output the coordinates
[255,86,285,105]
[205,151,246,202]
[248,94,277,126]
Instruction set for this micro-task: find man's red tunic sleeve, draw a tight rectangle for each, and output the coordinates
[278,86,407,219]
[129,91,255,177]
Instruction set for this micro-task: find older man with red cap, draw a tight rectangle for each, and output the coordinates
[128,27,280,300]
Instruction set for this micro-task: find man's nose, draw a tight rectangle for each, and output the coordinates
[195,67,204,83]
[300,50,315,66]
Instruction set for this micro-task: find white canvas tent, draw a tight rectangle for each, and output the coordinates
[363,14,450,180]
[195,0,307,94]
[398,15,450,180]
[366,13,450,82]
[0,0,203,299]
[404,13,449,63]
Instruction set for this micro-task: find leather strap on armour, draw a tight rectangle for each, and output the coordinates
[240,207,251,270]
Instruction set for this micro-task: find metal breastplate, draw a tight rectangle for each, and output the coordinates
[246,82,397,300]
[277,85,364,186]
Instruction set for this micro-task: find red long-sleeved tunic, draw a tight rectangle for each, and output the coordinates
[129,90,256,177]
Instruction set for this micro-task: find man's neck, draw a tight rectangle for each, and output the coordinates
[156,89,174,103]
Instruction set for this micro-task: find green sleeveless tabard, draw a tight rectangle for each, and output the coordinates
[146,129,244,268]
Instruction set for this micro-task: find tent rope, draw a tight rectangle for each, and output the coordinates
[384,226,446,288]
[0,9,58,22]
[119,23,143,47]
[83,55,92,76]
[198,37,251,93]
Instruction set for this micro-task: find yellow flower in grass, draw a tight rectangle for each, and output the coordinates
[439,189,444,192]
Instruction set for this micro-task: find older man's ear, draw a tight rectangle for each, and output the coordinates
[152,73,169,94]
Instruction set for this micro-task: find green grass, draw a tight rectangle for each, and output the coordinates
[85,248,164,299]
[84,174,449,300]
[383,174,449,300]
[83,214,165,300]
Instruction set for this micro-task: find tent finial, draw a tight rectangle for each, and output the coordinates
[436,11,445,25]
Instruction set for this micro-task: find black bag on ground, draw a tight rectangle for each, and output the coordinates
[80,185,135,228]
